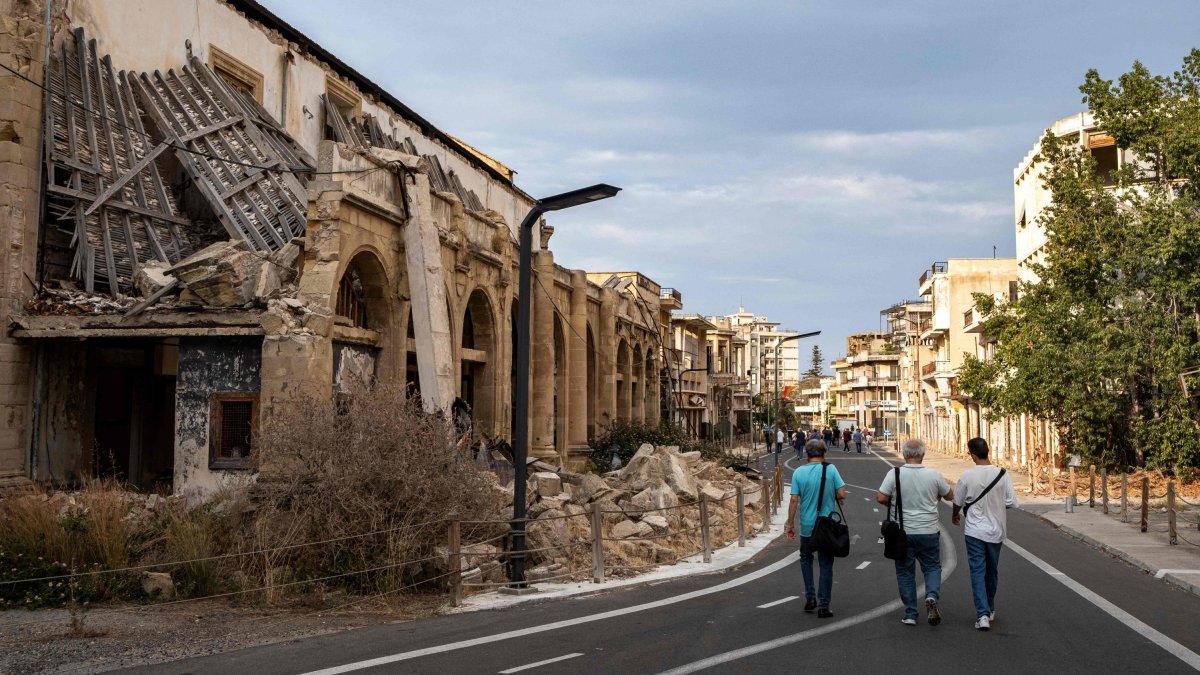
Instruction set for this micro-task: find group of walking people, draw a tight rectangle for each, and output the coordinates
[765,425,874,458]
[784,436,1017,630]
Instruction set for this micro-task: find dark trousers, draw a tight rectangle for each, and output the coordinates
[800,535,834,609]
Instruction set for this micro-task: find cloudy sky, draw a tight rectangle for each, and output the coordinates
[262,0,1199,368]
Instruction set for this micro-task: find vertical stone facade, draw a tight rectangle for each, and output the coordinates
[0,0,45,489]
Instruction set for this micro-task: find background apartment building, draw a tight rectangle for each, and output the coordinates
[831,332,902,434]
[883,299,934,442]
[724,306,803,401]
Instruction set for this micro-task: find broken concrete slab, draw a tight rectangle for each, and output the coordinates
[132,262,175,298]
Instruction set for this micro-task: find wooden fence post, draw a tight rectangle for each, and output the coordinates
[1069,466,1077,513]
[1167,480,1178,545]
[448,513,462,608]
[699,491,712,564]
[1120,472,1129,523]
[1101,468,1109,514]
[736,486,746,547]
[1140,476,1149,533]
[764,477,773,520]
[590,502,604,583]
[1089,465,1096,508]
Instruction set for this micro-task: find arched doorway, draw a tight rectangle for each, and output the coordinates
[332,251,390,393]
[586,325,597,440]
[553,313,567,456]
[644,347,657,426]
[461,289,497,438]
[631,341,643,424]
[616,339,630,422]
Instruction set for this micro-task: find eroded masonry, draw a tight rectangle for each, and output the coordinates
[0,0,695,499]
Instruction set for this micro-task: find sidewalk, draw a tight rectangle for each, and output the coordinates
[903,445,1200,597]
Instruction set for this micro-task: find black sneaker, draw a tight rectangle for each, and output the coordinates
[817,608,833,619]
[804,598,817,613]
[926,597,941,626]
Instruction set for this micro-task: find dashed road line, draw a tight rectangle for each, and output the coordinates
[498,653,583,673]
[757,596,799,609]
[855,561,871,570]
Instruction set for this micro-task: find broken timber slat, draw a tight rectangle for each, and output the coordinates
[178,115,244,143]
[99,210,120,296]
[47,185,190,225]
[123,279,180,318]
[81,141,170,217]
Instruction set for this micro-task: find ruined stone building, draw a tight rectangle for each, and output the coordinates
[0,0,680,498]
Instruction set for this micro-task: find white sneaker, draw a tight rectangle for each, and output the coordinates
[900,617,917,626]
[975,615,991,631]
[988,611,995,622]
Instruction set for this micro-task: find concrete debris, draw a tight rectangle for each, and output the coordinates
[167,241,262,307]
[133,262,175,298]
[474,444,765,586]
[141,572,176,600]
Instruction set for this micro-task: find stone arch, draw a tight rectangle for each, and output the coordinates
[553,312,568,457]
[332,250,394,390]
[644,345,657,426]
[461,288,498,438]
[631,340,644,424]
[616,339,630,422]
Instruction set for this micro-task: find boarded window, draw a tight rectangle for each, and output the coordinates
[210,46,263,103]
[323,76,361,141]
[209,393,258,469]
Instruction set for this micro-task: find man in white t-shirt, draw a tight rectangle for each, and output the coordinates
[952,437,1017,631]
[776,428,785,458]
[876,439,953,626]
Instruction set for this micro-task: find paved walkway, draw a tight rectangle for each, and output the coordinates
[913,444,1200,597]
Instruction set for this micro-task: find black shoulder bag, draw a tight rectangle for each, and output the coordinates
[881,467,907,560]
[962,468,1007,517]
[812,463,851,557]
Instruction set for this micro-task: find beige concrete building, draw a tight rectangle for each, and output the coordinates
[830,332,901,434]
[724,306,805,403]
[0,0,677,496]
[793,375,834,431]
[914,258,1017,455]
[669,314,716,438]
[705,316,750,442]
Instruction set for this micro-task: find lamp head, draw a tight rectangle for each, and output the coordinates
[537,184,621,212]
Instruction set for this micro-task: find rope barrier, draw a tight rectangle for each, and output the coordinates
[0,517,448,587]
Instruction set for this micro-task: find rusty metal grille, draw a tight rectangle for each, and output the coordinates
[217,400,253,459]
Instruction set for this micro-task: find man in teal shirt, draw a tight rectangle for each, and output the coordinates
[785,439,846,617]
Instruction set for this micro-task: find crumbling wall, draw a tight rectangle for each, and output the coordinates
[0,0,47,490]
[174,336,260,501]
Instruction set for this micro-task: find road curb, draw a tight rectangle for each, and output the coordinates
[1028,509,1200,598]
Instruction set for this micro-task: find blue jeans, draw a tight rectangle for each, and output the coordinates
[799,536,834,608]
[965,535,1003,618]
[894,532,942,619]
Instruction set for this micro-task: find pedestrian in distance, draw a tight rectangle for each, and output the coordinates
[852,428,864,453]
[823,427,834,447]
[786,439,846,618]
[776,427,785,459]
[842,427,852,452]
[793,429,806,460]
[952,437,1018,631]
[764,426,774,454]
[876,439,954,626]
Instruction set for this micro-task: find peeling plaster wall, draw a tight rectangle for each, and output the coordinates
[174,336,260,502]
[332,342,377,391]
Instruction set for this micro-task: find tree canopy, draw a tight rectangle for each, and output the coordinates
[958,50,1200,473]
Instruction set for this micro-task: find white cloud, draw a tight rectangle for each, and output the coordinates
[789,127,1009,156]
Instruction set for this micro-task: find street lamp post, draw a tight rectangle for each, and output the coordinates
[510,184,620,590]
[772,331,821,434]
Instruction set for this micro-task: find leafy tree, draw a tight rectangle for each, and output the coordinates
[959,50,1200,473]
[804,345,825,379]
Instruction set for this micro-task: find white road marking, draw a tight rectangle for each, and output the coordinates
[757,595,799,609]
[873,508,879,513]
[656,528,957,675]
[1155,569,1200,578]
[498,653,583,674]
[855,561,871,570]
[299,552,801,675]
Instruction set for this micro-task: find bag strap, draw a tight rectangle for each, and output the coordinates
[894,466,904,531]
[963,468,1006,517]
[817,462,828,515]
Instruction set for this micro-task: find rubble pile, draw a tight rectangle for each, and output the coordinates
[458,444,766,587]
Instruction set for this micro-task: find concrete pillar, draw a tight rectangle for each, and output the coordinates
[567,270,589,459]
[631,341,644,424]
[400,172,455,414]
[620,339,633,423]
[530,250,556,460]
[598,287,617,429]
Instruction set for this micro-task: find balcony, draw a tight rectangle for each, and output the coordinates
[921,360,953,381]
[659,287,682,310]
[918,261,947,295]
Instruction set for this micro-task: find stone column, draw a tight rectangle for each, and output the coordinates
[0,0,47,489]
[529,250,556,460]
[631,339,644,424]
[567,270,589,462]
[400,171,455,414]
[598,287,617,429]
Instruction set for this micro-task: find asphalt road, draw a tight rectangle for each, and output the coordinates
[132,447,1200,674]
